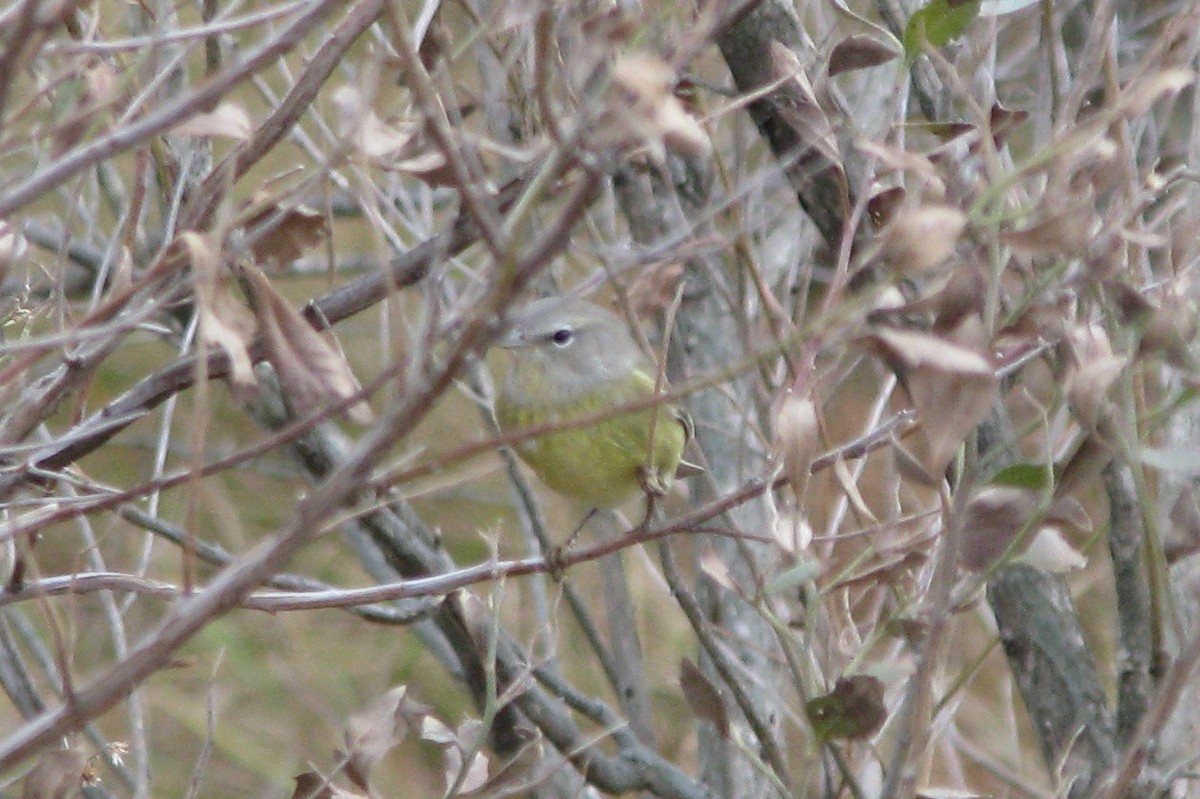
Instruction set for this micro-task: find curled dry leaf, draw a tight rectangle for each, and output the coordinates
[774,390,819,502]
[243,197,329,270]
[768,41,840,165]
[868,320,998,478]
[332,85,414,161]
[173,102,252,140]
[771,508,814,554]
[331,84,458,183]
[868,322,993,376]
[422,717,490,795]
[958,485,1040,572]
[180,232,257,396]
[243,265,373,424]
[604,54,711,161]
[342,685,429,792]
[882,204,966,275]
[828,34,899,76]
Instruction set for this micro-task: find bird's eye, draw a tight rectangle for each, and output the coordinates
[550,327,574,347]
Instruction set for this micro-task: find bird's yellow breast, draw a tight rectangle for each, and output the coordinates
[496,373,686,508]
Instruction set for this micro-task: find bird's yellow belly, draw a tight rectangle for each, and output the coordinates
[505,404,684,508]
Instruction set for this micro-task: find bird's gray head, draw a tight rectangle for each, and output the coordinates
[500,298,650,401]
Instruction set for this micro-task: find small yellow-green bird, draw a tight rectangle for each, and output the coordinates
[495,297,692,510]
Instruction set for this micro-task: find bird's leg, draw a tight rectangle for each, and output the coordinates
[635,464,669,531]
[635,494,658,532]
[546,507,597,580]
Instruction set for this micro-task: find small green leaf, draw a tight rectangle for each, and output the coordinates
[989,462,1050,490]
[903,0,982,65]
[765,559,822,594]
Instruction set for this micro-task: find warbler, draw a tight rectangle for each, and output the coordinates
[494,297,692,509]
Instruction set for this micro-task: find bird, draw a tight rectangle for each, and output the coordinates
[494,297,692,512]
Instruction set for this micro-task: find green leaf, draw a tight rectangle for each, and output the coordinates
[989,462,1050,490]
[765,559,822,594]
[903,0,982,65]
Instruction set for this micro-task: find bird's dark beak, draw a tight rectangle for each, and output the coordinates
[497,324,525,350]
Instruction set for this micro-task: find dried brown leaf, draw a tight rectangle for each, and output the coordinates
[769,41,840,165]
[342,685,428,791]
[912,367,996,477]
[244,265,373,424]
[181,232,257,395]
[828,34,899,76]
[958,485,1039,572]
[774,390,819,502]
[606,54,711,160]
[869,321,997,477]
[868,325,993,377]
[22,746,88,799]
[173,102,252,140]
[680,657,730,737]
[332,85,415,161]
[882,205,966,274]
[421,718,489,794]
[244,199,330,270]
[204,287,258,397]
